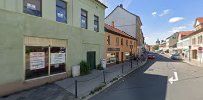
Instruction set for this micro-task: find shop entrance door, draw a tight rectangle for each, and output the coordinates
[87,51,96,69]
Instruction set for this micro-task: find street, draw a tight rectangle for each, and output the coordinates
[90,53,203,100]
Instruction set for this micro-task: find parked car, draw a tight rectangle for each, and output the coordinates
[171,54,182,60]
[148,54,155,59]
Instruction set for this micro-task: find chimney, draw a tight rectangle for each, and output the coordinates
[119,4,123,8]
[112,21,115,27]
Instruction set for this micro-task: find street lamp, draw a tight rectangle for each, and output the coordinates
[130,45,133,69]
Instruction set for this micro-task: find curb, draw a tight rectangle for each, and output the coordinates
[82,60,148,100]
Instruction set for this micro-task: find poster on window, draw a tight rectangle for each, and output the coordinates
[30,52,45,70]
[51,53,66,64]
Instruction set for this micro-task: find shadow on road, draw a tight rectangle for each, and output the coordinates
[90,53,172,100]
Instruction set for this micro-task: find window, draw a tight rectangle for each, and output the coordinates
[50,47,66,74]
[25,46,66,80]
[23,0,42,17]
[25,46,49,79]
[198,36,202,44]
[192,38,196,45]
[94,15,99,32]
[81,9,88,29]
[116,37,119,46]
[126,40,128,46]
[107,35,110,45]
[56,0,67,23]
[121,38,123,45]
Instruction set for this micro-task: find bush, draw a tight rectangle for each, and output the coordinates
[80,61,90,75]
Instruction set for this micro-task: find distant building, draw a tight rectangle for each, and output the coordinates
[104,24,137,65]
[156,39,160,45]
[105,4,144,56]
[182,17,203,64]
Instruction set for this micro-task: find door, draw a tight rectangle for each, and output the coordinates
[121,52,124,63]
[87,51,96,69]
[116,52,119,63]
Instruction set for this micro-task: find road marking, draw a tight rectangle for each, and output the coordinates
[169,72,179,84]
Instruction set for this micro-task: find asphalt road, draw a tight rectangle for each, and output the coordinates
[90,53,203,100]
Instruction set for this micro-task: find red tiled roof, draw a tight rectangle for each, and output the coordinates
[105,24,136,40]
[182,28,203,39]
[179,31,194,39]
[197,17,203,23]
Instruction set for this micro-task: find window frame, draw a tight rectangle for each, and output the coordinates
[56,0,67,23]
[81,9,88,29]
[116,37,119,46]
[23,0,42,17]
[94,15,99,32]
[121,38,123,45]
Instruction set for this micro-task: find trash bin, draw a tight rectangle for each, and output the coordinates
[101,59,107,69]
[72,65,80,77]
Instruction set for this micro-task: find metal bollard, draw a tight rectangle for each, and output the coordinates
[122,63,124,74]
[103,71,106,84]
[75,80,78,98]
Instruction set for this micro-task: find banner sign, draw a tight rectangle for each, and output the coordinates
[51,53,66,64]
[30,52,45,70]
[27,3,36,10]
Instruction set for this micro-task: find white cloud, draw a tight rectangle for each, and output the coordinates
[169,26,187,33]
[122,0,133,8]
[169,17,185,23]
[152,12,157,16]
[159,9,170,17]
[152,9,171,17]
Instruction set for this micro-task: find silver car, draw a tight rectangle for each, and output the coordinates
[171,54,182,60]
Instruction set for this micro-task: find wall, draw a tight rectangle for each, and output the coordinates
[105,7,137,38]
[105,31,137,62]
[0,0,105,86]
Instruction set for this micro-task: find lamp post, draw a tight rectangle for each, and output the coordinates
[130,45,133,69]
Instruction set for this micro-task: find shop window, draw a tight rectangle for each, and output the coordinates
[56,0,67,23]
[23,0,42,17]
[25,46,66,80]
[25,46,49,79]
[94,15,99,32]
[50,47,66,75]
[81,9,88,29]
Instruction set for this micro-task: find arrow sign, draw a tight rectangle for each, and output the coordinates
[169,72,178,84]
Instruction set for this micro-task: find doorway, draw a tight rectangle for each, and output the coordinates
[87,51,96,69]
[192,50,197,59]
[121,52,124,63]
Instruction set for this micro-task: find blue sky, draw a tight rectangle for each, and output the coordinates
[99,0,203,45]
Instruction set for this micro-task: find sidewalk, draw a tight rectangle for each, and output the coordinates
[183,59,203,67]
[162,53,202,67]
[0,59,147,100]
